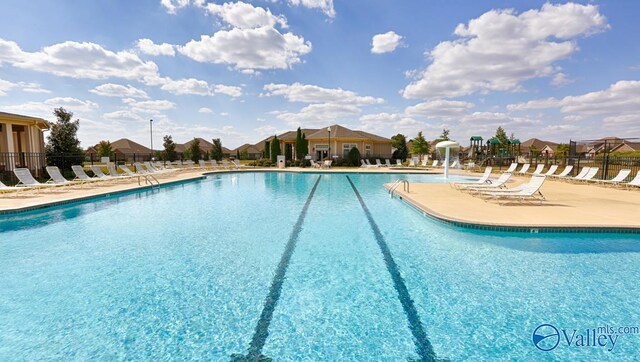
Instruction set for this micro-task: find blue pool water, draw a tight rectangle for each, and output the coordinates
[1,172,639,361]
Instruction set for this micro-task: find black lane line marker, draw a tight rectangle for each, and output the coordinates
[346,175,439,362]
[231,175,322,362]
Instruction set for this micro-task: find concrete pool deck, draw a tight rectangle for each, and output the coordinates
[388,174,640,231]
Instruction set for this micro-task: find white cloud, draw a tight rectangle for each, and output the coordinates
[219,112,229,116]
[371,31,403,54]
[506,97,560,111]
[460,112,540,126]
[0,79,15,96]
[160,0,192,14]
[123,98,176,114]
[288,0,335,18]
[178,2,311,71]
[405,99,474,119]
[136,38,175,56]
[103,110,144,121]
[274,103,362,126]
[550,72,573,86]
[214,84,243,97]
[158,77,212,96]
[179,27,311,70]
[198,107,213,113]
[402,3,608,99]
[90,83,149,98]
[263,82,383,105]
[206,1,287,29]
[0,78,50,95]
[2,97,99,119]
[0,38,159,81]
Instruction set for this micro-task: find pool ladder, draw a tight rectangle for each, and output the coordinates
[388,179,409,198]
[137,174,160,188]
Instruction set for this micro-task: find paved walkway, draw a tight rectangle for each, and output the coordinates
[390,175,640,230]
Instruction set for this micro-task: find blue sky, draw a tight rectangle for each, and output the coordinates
[0,0,639,149]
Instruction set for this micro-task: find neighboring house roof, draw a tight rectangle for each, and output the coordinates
[306,125,390,142]
[234,143,262,154]
[520,138,557,151]
[175,137,214,153]
[110,138,152,154]
[0,111,50,129]
[611,142,640,153]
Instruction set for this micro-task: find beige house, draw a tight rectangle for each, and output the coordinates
[260,125,392,161]
[0,112,50,173]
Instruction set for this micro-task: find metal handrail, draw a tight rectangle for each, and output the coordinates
[389,179,409,197]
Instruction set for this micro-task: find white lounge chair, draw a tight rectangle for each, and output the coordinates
[450,160,459,168]
[90,165,118,181]
[184,160,196,169]
[376,159,384,167]
[71,165,103,184]
[595,169,631,185]
[408,158,417,167]
[210,160,220,168]
[108,163,133,179]
[577,167,599,182]
[46,166,77,186]
[311,160,322,168]
[396,159,403,167]
[559,166,589,182]
[624,171,640,189]
[0,180,27,195]
[516,163,530,174]
[420,159,428,167]
[14,168,59,190]
[543,165,558,176]
[199,160,208,169]
[385,159,392,167]
[550,165,573,178]
[231,159,241,169]
[458,172,512,191]
[452,167,492,188]
[480,175,546,204]
[431,160,439,168]
[144,162,172,174]
[530,164,544,175]
[503,163,518,173]
[221,160,231,169]
[360,159,368,168]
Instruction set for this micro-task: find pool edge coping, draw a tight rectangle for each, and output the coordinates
[385,184,640,234]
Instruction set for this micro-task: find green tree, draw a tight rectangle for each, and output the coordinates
[295,127,305,160]
[346,146,361,166]
[301,133,308,157]
[162,135,177,161]
[185,138,202,162]
[270,135,281,163]
[241,149,248,160]
[236,149,241,159]
[391,133,408,160]
[210,138,224,161]
[556,143,570,158]
[436,128,450,142]
[264,141,270,160]
[96,140,113,159]
[411,131,430,158]
[529,144,541,159]
[45,107,84,169]
[495,126,508,144]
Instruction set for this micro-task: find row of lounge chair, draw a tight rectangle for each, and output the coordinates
[359,158,460,168]
[453,169,546,204]
[502,163,640,187]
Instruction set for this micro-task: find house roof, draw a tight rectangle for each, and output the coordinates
[0,111,50,129]
[234,143,262,154]
[520,138,557,150]
[110,138,152,154]
[175,137,214,153]
[305,125,390,142]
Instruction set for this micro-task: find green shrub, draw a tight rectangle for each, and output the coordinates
[347,147,361,166]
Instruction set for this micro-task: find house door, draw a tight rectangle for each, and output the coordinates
[316,150,327,160]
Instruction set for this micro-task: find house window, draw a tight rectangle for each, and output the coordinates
[343,143,358,157]
[365,144,371,156]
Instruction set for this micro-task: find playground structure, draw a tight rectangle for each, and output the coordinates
[468,136,521,167]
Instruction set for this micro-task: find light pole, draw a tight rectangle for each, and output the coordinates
[149,119,153,159]
[327,126,331,160]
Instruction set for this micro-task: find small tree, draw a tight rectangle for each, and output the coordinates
[347,146,361,166]
[391,133,408,161]
[285,143,292,161]
[301,133,308,157]
[236,149,241,160]
[46,107,84,169]
[186,138,202,162]
[556,143,570,159]
[96,140,113,159]
[270,136,281,163]
[163,135,177,161]
[264,141,270,160]
[437,128,450,142]
[295,127,304,160]
[241,149,248,160]
[495,126,508,144]
[210,138,224,161]
[411,131,430,159]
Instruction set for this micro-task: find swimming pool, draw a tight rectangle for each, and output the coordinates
[1,172,639,361]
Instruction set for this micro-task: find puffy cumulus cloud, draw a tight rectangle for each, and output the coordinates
[213,84,243,97]
[90,83,149,98]
[122,98,176,114]
[198,107,213,113]
[103,110,144,121]
[158,77,212,96]
[288,0,335,18]
[206,1,287,29]
[160,0,195,14]
[405,99,474,119]
[371,31,403,54]
[0,79,50,95]
[178,2,311,71]
[0,79,16,96]
[263,83,384,127]
[506,97,560,111]
[0,38,159,81]
[263,83,383,105]
[550,72,572,86]
[460,111,540,126]
[2,97,99,120]
[402,3,608,99]
[136,38,175,56]
[179,27,311,70]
